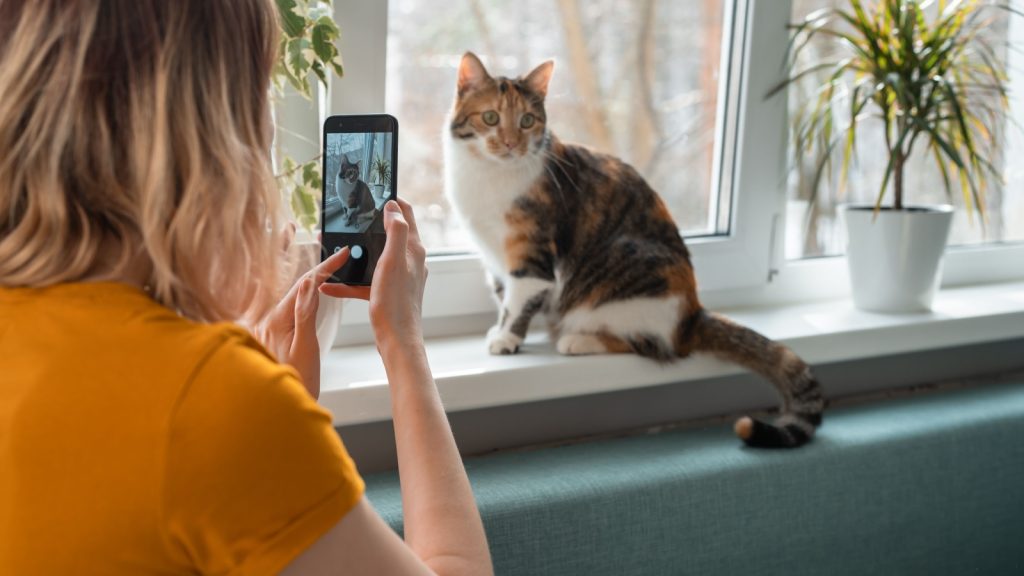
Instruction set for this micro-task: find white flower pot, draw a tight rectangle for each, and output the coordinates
[370,183,386,207]
[841,205,954,313]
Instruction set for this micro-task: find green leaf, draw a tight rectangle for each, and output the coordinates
[272,0,344,98]
[271,1,343,229]
[286,37,313,95]
[929,139,954,202]
[311,21,335,62]
[276,0,306,38]
[303,160,322,191]
[291,186,319,230]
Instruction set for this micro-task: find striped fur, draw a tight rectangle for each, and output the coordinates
[444,53,824,448]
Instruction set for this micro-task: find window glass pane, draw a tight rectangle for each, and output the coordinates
[787,0,1024,259]
[387,0,728,251]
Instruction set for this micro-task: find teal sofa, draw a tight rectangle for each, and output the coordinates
[364,381,1024,575]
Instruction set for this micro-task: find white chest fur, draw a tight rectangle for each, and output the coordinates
[334,175,355,203]
[443,134,544,280]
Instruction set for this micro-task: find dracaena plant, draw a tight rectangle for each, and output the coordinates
[774,0,1019,217]
[371,154,392,188]
[273,0,344,229]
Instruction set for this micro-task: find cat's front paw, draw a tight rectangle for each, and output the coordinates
[486,326,522,355]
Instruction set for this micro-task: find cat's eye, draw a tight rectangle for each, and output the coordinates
[481,110,499,126]
[519,113,536,129]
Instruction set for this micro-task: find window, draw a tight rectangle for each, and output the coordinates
[786,0,1024,259]
[320,0,1024,345]
[386,0,730,251]
[307,0,1024,459]
[325,0,805,340]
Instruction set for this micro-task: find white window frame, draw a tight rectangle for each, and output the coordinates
[315,0,1024,347]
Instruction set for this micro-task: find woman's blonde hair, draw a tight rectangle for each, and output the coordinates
[0,0,288,322]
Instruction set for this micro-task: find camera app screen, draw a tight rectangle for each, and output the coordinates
[324,131,394,234]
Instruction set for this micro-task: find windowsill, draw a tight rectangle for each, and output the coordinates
[319,280,1024,426]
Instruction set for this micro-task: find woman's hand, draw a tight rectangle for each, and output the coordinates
[320,199,428,354]
[256,247,351,399]
[315,202,492,576]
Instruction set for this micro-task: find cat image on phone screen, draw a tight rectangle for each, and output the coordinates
[335,156,376,229]
[324,136,387,234]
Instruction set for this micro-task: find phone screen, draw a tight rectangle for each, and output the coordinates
[321,114,398,285]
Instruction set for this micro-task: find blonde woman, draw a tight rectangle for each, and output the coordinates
[0,1,492,575]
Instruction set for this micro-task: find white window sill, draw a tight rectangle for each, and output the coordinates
[319,280,1024,426]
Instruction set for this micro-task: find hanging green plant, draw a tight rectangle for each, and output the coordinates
[273,0,344,229]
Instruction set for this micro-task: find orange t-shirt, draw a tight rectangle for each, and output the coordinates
[0,282,364,575]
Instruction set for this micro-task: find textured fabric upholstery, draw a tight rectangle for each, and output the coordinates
[364,382,1024,575]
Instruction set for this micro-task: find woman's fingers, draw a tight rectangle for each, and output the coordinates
[293,276,319,329]
[313,246,351,285]
[274,246,350,317]
[395,198,421,244]
[382,201,409,258]
[318,283,371,300]
[291,276,321,399]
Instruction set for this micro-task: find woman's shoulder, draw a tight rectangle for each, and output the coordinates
[176,319,275,372]
[165,318,306,412]
[1,282,287,401]
[104,292,307,414]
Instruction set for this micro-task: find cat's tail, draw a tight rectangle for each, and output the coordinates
[686,309,824,448]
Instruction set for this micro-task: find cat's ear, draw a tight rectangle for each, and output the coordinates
[523,60,555,98]
[457,52,491,94]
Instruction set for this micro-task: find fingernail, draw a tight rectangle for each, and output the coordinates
[385,201,400,212]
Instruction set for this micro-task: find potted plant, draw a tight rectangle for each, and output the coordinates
[776,0,1014,312]
[273,0,346,354]
[370,153,392,205]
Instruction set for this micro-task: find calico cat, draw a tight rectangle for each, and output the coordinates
[336,156,376,228]
[443,52,824,448]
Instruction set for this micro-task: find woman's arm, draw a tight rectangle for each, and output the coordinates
[380,337,493,576]
[372,200,491,575]
[287,200,492,576]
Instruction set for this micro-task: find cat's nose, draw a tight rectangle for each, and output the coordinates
[504,140,516,150]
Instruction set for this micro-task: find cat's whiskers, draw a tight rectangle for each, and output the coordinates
[541,162,568,208]
[541,148,581,198]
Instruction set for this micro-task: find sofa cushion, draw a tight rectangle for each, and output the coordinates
[364,381,1024,575]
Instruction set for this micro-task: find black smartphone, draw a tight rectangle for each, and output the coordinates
[321,114,398,285]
